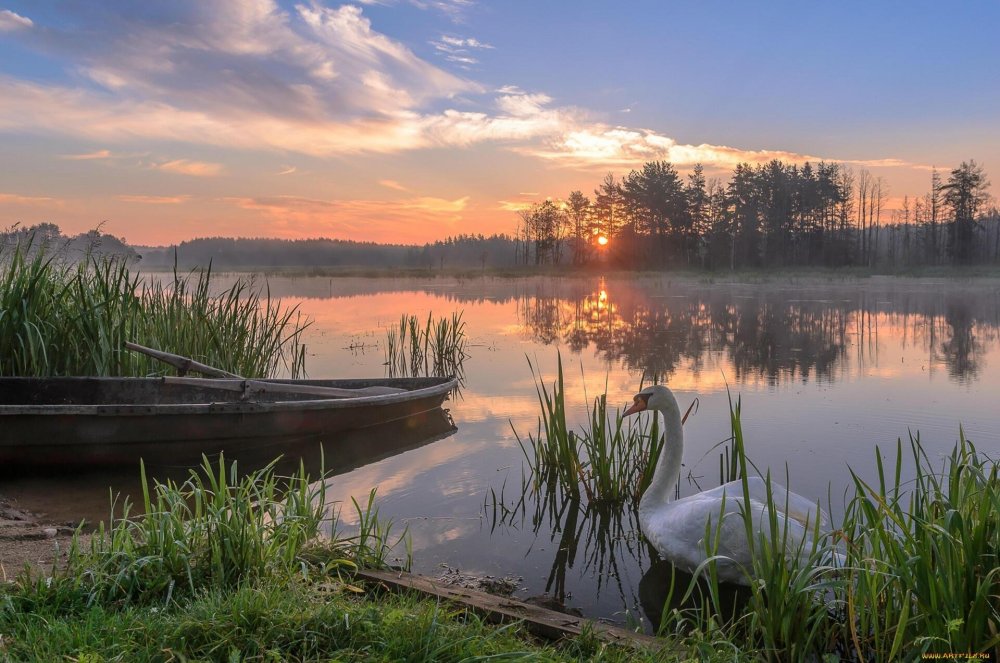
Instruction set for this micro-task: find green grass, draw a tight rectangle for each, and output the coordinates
[384,311,468,379]
[0,578,703,662]
[0,246,307,378]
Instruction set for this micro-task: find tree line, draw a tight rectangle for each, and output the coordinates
[515,159,996,269]
[137,234,521,270]
[1,222,138,262]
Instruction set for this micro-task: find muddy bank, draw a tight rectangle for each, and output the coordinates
[0,494,80,578]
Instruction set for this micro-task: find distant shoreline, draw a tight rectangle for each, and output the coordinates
[137,263,1000,282]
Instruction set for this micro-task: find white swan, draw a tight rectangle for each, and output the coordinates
[623,384,833,585]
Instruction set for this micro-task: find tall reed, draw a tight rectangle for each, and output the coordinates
[516,354,662,504]
[384,311,468,378]
[0,246,307,377]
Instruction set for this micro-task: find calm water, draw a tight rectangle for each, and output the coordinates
[7,274,1000,629]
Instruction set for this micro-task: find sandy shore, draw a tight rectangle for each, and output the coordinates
[0,494,81,579]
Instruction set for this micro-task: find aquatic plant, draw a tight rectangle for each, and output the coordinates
[515,353,663,505]
[0,245,307,378]
[384,311,468,378]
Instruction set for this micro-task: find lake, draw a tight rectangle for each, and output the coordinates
[6,273,1000,630]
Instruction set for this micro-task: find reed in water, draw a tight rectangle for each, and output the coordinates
[384,311,468,378]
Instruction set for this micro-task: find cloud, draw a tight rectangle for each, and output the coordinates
[2,1,476,126]
[226,193,469,242]
[0,2,930,177]
[431,34,493,66]
[0,9,32,31]
[0,192,58,206]
[409,0,475,21]
[276,165,297,175]
[0,76,567,155]
[520,125,931,171]
[116,194,190,204]
[497,200,532,212]
[379,179,410,191]
[60,149,113,160]
[155,159,223,176]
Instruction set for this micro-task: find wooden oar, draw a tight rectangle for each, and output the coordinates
[127,342,406,398]
[162,376,406,398]
[125,342,240,378]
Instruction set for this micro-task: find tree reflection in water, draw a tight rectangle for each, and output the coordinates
[516,278,997,385]
[487,474,654,623]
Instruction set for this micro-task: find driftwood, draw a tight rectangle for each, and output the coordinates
[128,342,406,398]
[355,568,670,652]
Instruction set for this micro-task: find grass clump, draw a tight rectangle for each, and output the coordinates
[385,311,468,379]
[0,245,307,378]
[836,432,999,660]
[9,459,311,612]
[516,354,662,504]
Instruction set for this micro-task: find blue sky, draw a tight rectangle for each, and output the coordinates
[0,1,996,243]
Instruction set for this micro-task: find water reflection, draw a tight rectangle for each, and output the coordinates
[638,559,752,632]
[511,278,999,385]
[227,274,1000,386]
[2,409,457,528]
[490,485,653,615]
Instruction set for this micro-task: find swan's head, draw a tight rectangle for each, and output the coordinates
[623,384,678,417]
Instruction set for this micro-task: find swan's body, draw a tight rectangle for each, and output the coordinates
[624,385,832,585]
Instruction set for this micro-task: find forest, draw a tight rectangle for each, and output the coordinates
[516,158,997,269]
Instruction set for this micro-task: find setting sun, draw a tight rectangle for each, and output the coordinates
[597,235,609,246]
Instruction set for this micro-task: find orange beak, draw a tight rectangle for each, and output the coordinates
[623,399,646,416]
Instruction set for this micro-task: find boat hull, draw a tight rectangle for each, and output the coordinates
[0,376,456,467]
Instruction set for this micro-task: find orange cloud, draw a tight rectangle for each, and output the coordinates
[0,192,60,206]
[379,179,410,192]
[155,159,223,177]
[116,195,190,204]
[496,200,532,212]
[60,149,113,160]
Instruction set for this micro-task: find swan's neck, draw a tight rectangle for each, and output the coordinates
[640,405,684,512]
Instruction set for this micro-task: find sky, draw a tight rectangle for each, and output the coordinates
[0,1,998,246]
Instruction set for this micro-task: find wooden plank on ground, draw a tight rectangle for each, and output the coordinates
[355,568,672,652]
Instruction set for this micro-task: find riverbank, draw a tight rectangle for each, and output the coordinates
[0,467,681,662]
[0,494,81,577]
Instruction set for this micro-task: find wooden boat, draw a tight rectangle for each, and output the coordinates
[0,375,457,467]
